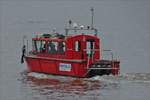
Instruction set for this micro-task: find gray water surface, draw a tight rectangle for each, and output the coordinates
[0,0,150,100]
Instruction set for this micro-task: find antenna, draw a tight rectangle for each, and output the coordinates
[91,7,94,29]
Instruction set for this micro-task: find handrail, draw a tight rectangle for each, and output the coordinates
[65,28,98,36]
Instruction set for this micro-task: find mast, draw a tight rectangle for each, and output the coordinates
[91,7,94,29]
[65,8,97,36]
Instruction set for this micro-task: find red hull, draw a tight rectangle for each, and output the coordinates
[25,56,88,77]
[25,55,120,78]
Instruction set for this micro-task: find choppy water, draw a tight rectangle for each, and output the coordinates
[0,0,150,100]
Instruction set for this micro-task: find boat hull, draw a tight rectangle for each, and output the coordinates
[25,56,87,77]
[25,55,120,78]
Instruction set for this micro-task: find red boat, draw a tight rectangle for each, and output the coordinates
[21,8,120,78]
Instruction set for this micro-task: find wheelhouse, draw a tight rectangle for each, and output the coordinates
[31,33,100,63]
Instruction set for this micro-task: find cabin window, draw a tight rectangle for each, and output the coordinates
[48,41,65,54]
[58,42,65,54]
[33,40,46,53]
[75,41,81,51]
[32,41,36,51]
[48,41,58,54]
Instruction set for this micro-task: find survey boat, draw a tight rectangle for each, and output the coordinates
[21,8,120,77]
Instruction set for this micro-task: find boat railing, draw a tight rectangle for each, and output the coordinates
[65,27,98,36]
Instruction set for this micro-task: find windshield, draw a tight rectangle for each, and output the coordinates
[33,40,46,53]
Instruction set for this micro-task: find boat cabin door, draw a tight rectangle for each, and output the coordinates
[85,40,95,66]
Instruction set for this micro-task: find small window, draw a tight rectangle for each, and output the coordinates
[58,42,65,54]
[32,40,36,51]
[34,40,46,53]
[48,41,58,54]
[75,41,80,51]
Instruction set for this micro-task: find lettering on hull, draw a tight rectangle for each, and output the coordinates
[59,63,72,72]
